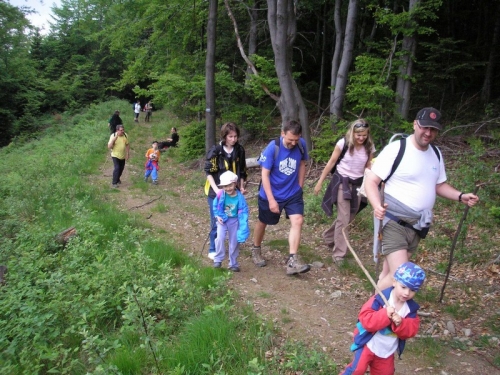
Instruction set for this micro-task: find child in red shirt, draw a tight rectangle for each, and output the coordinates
[341,262,426,375]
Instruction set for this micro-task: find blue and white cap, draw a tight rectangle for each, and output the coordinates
[394,262,426,291]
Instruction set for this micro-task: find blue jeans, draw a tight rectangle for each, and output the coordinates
[144,165,158,181]
[207,196,217,253]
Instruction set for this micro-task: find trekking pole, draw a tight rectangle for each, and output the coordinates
[200,221,217,257]
[342,227,389,306]
[439,183,483,303]
[374,182,385,283]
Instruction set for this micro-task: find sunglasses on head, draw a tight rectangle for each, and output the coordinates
[354,122,369,129]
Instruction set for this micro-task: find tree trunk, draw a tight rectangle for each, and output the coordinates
[332,0,358,121]
[267,0,310,149]
[395,0,419,120]
[205,0,218,151]
[329,0,343,121]
[245,0,260,84]
[317,5,327,115]
[481,4,500,104]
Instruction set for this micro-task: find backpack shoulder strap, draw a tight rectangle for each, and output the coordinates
[330,137,348,174]
[273,137,280,161]
[383,138,440,184]
[384,137,406,183]
[430,144,441,161]
[273,136,304,160]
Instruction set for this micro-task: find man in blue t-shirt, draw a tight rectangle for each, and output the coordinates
[252,120,311,275]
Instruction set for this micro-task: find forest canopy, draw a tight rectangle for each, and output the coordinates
[2,0,499,147]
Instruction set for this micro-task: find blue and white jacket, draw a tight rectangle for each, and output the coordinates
[212,190,250,243]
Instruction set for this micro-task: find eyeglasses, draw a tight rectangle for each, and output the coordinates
[354,122,369,129]
[417,123,437,132]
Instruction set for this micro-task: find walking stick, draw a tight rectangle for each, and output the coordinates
[342,227,390,306]
[438,184,482,303]
[374,182,385,282]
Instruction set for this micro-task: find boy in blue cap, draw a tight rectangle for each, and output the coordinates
[341,262,426,375]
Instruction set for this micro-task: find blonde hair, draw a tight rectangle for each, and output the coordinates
[345,119,374,156]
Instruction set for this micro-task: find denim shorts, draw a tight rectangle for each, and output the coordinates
[258,189,304,225]
[381,219,421,255]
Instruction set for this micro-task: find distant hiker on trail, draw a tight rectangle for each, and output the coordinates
[107,125,129,188]
[108,110,123,134]
[158,127,179,151]
[212,171,250,272]
[144,101,153,122]
[144,141,160,185]
[134,100,141,122]
[364,107,479,290]
[204,122,247,260]
[341,262,426,375]
[314,119,375,265]
[252,120,310,275]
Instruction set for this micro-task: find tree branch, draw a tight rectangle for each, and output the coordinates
[224,0,279,102]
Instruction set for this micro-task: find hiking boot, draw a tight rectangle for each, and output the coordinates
[286,254,310,276]
[228,266,240,272]
[332,256,345,266]
[251,246,266,267]
[213,262,222,268]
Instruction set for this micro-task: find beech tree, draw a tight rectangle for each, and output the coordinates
[331,0,358,121]
[205,0,218,151]
[267,0,310,148]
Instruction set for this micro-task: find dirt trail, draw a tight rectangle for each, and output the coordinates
[99,135,500,375]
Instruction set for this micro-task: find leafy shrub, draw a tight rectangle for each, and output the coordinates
[176,121,206,162]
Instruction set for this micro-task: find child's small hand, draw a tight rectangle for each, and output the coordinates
[391,313,402,326]
[386,306,395,319]
[216,216,223,224]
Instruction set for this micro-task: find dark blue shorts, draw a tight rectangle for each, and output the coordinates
[258,189,304,225]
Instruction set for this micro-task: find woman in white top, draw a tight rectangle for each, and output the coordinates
[314,119,375,263]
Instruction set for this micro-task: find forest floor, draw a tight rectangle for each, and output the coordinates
[97,122,500,375]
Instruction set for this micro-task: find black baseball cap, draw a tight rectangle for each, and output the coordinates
[415,107,442,131]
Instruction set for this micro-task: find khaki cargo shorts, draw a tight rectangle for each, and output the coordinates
[381,219,421,255]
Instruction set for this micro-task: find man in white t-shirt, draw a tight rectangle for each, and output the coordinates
[364,107,479,290]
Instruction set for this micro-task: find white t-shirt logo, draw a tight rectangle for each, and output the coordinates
[279,158,297,176]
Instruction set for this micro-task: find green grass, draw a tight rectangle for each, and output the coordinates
[405,337,444,365]
[0,100,281,374]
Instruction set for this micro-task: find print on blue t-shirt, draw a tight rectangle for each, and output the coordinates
[258,137,308,201]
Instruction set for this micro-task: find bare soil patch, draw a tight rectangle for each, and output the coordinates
[98,134,500,375]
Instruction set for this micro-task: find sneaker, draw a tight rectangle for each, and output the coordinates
[153,180,158,185]
[117,180,122,185]
[228,266,240,272]
[112,184,119,188]
[208,251,216,260]
[286,254,310,276]
[213,262,222,268]
[251,245,266,267]
[144,177,148,182]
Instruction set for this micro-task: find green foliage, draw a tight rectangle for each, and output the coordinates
[176,120,206,162]
[268,341,337,373]
[346,54,397,116]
